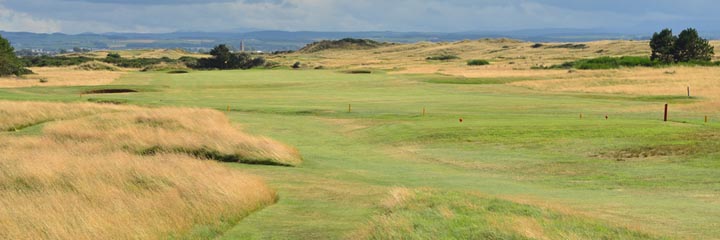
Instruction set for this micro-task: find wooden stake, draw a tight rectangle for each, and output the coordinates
[348,104,352,113]
[664,104,668,122]
[687,86,691,98]
[580,113,583,119]
[422,107,426,116]
[227,105,230,112]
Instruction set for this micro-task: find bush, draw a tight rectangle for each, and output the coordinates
[426,55,460,61]
[530,43,544,48]
[292,62,302,69]
[547,44,588,49]
[21,56,94,67]
[467,59,490,66]
[550,56,656,70]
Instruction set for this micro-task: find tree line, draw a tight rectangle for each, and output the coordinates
[650,28,714,63]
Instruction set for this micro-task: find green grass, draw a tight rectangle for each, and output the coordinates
[2,69,719,239]
[357,189,662,240]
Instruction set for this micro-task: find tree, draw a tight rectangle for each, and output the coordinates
[650,29,676,63]
[194,44,265,70]
[209,44,233,69]
[674,28,714,62]
[0,34,26,76]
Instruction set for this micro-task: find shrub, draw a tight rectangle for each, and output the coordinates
[530,43,544,48]
[292,62,302,69]
[426,55,460,61]
[467,59,490,66]
[547,44,588,49]
[345,69,372,74]
[21,56,94,67]
[550,56,656,70]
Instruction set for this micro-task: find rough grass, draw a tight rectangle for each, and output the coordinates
[75,61,121,71]
[0,101,118,131]
[0,136,276,240]
[0,67,126,88]
[43,107,302,166]
[352,188,660,240]
[510,66,720,113]
[270,39,720,77]
[0,101,305,239]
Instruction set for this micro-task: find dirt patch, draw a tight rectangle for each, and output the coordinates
[83,89,138,94]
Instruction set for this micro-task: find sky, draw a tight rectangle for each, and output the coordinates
[0,0,717,34]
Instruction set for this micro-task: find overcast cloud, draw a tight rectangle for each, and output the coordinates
[0,0,716,34]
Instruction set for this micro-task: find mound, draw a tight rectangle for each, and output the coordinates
[74,61,121,71]
[44,107,302,166]
[299,38,387,53]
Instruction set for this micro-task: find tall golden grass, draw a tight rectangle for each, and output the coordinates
[0,137,276,239]
[0,101,302,239]
[44,107,302,166]
[0,101,119,131]
[0,67,126,88]
[510,66,720,113]
[274,39,720,71]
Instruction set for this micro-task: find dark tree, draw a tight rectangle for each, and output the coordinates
[209,44,233,69]
[194,44,266,70]
[0,34,27,76]
[674,28,714,62]
[650,29,677,63]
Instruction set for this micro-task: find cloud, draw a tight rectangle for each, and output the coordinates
[0,0,716,34]
[0,4,60,32]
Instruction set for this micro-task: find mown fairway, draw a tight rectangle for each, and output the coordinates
[2,69,719,239]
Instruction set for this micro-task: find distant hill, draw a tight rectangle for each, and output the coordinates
[0,28,668,53]
[299,38,390,53]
